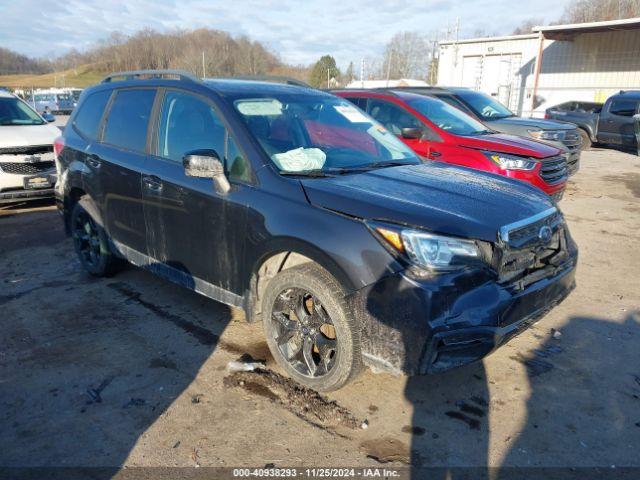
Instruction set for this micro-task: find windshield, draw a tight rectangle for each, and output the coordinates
[232,94,419,173]
[405,95,489,135]
[455,90,514,120]
[0,97,44,126]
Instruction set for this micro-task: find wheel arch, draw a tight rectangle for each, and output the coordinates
[65,189,105,235]
[245,238,357,324]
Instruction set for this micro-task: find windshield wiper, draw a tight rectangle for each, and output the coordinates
[462,130,493,136]
[279,161,415,177]
[279,169,331,178]
[327,161,416,173]
[371,160,416,168]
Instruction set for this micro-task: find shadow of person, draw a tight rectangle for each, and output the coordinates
[359,270,490,479]
[496,311,640,477]
[0,252,234,479]
[404,363,490,479]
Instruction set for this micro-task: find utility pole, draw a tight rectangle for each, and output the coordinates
[453,17,460,68]
[360,58,365,88]
[385,50,393,87]
[327,68,330,89]
[429,37,438,85]
[202,51,206,78]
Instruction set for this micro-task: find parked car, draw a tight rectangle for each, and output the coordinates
[27,91,75,115]
[546,91,640,150]
[0,90,59,204]
[334,89,567,201]
[56,70,577,391]
[393,87,583,173]
[634,113,640,156]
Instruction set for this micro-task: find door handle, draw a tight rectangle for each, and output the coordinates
[86,155,101,169]
[143,175,163,192]
[430,150,442,158]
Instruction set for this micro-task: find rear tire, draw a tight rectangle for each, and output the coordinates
[261,263,362,392]
[579,129,592,150]
[71,200,120,277]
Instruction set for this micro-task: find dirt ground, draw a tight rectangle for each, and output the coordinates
[1,148,639,478]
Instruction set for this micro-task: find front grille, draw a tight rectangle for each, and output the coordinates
[0,145,53,155]
[539,155,568,185]
[0,161,55,175]
[562,129,582,148]
[566,153,580,176]
[496,209,572,290]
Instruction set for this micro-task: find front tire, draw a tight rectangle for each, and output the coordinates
[261,263,362,391]
[71,200,120,277]
[579,129,592,150]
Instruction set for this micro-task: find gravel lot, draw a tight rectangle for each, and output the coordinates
[0,148,639,476]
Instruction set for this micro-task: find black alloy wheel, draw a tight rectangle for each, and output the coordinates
[270,287,338,378]
[73,210,102,269]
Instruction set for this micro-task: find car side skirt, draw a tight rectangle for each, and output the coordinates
[112,240,245,308]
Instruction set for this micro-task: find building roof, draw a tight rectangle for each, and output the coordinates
[533,17,640,39]
[439,33,537,46]
[440,17,640,45]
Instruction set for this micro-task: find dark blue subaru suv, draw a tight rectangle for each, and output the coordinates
[55,70,577,391]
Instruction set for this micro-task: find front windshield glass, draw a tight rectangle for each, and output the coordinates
[405,95,489,135]
[0,97,44,126]
[232,94,419,173]
[456,90,514,120]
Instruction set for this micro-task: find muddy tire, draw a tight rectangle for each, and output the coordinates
[262,263,362,392]
[579,129,592,150]
[71,200,120,277]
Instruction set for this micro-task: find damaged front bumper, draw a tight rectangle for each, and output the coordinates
[350,251,577,376]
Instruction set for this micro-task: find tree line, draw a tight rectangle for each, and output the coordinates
[0,47,50,75]
[0,28,309,81]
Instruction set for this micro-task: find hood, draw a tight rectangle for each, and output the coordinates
[0,123,60,147]
[455,132,561,159]
[487,116,576,131]
[301,163,554,243]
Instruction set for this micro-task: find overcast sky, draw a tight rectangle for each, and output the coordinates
[1,0,570,68]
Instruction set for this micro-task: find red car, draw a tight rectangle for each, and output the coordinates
[334,90,567,200]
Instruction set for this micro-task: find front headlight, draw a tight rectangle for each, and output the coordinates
[528,129,566,142]
[483,152,537,171]
[370,223,481,272]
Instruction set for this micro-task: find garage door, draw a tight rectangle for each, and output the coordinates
[461,56,482,90]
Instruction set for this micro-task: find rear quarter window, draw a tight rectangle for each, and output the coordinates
[103,89,156,152]
[73,90,112,140]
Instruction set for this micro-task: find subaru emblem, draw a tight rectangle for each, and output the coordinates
[538,225,552,243]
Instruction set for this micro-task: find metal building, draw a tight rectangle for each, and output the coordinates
[437,18,640,117]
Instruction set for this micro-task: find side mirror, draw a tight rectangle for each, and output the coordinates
[401,127,423,140]
[183,150,230,194]
[43,113,56,123]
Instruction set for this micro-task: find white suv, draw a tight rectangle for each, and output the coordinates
[0,90,60,204]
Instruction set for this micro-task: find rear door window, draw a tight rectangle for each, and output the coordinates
[103,89,156,152]
[73,90,112,140]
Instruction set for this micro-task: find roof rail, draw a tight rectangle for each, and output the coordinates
[222,75,312,88]
[101,70,200,84]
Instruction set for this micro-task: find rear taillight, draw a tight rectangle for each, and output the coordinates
[53,137,65,160]
[544,113,550,119]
